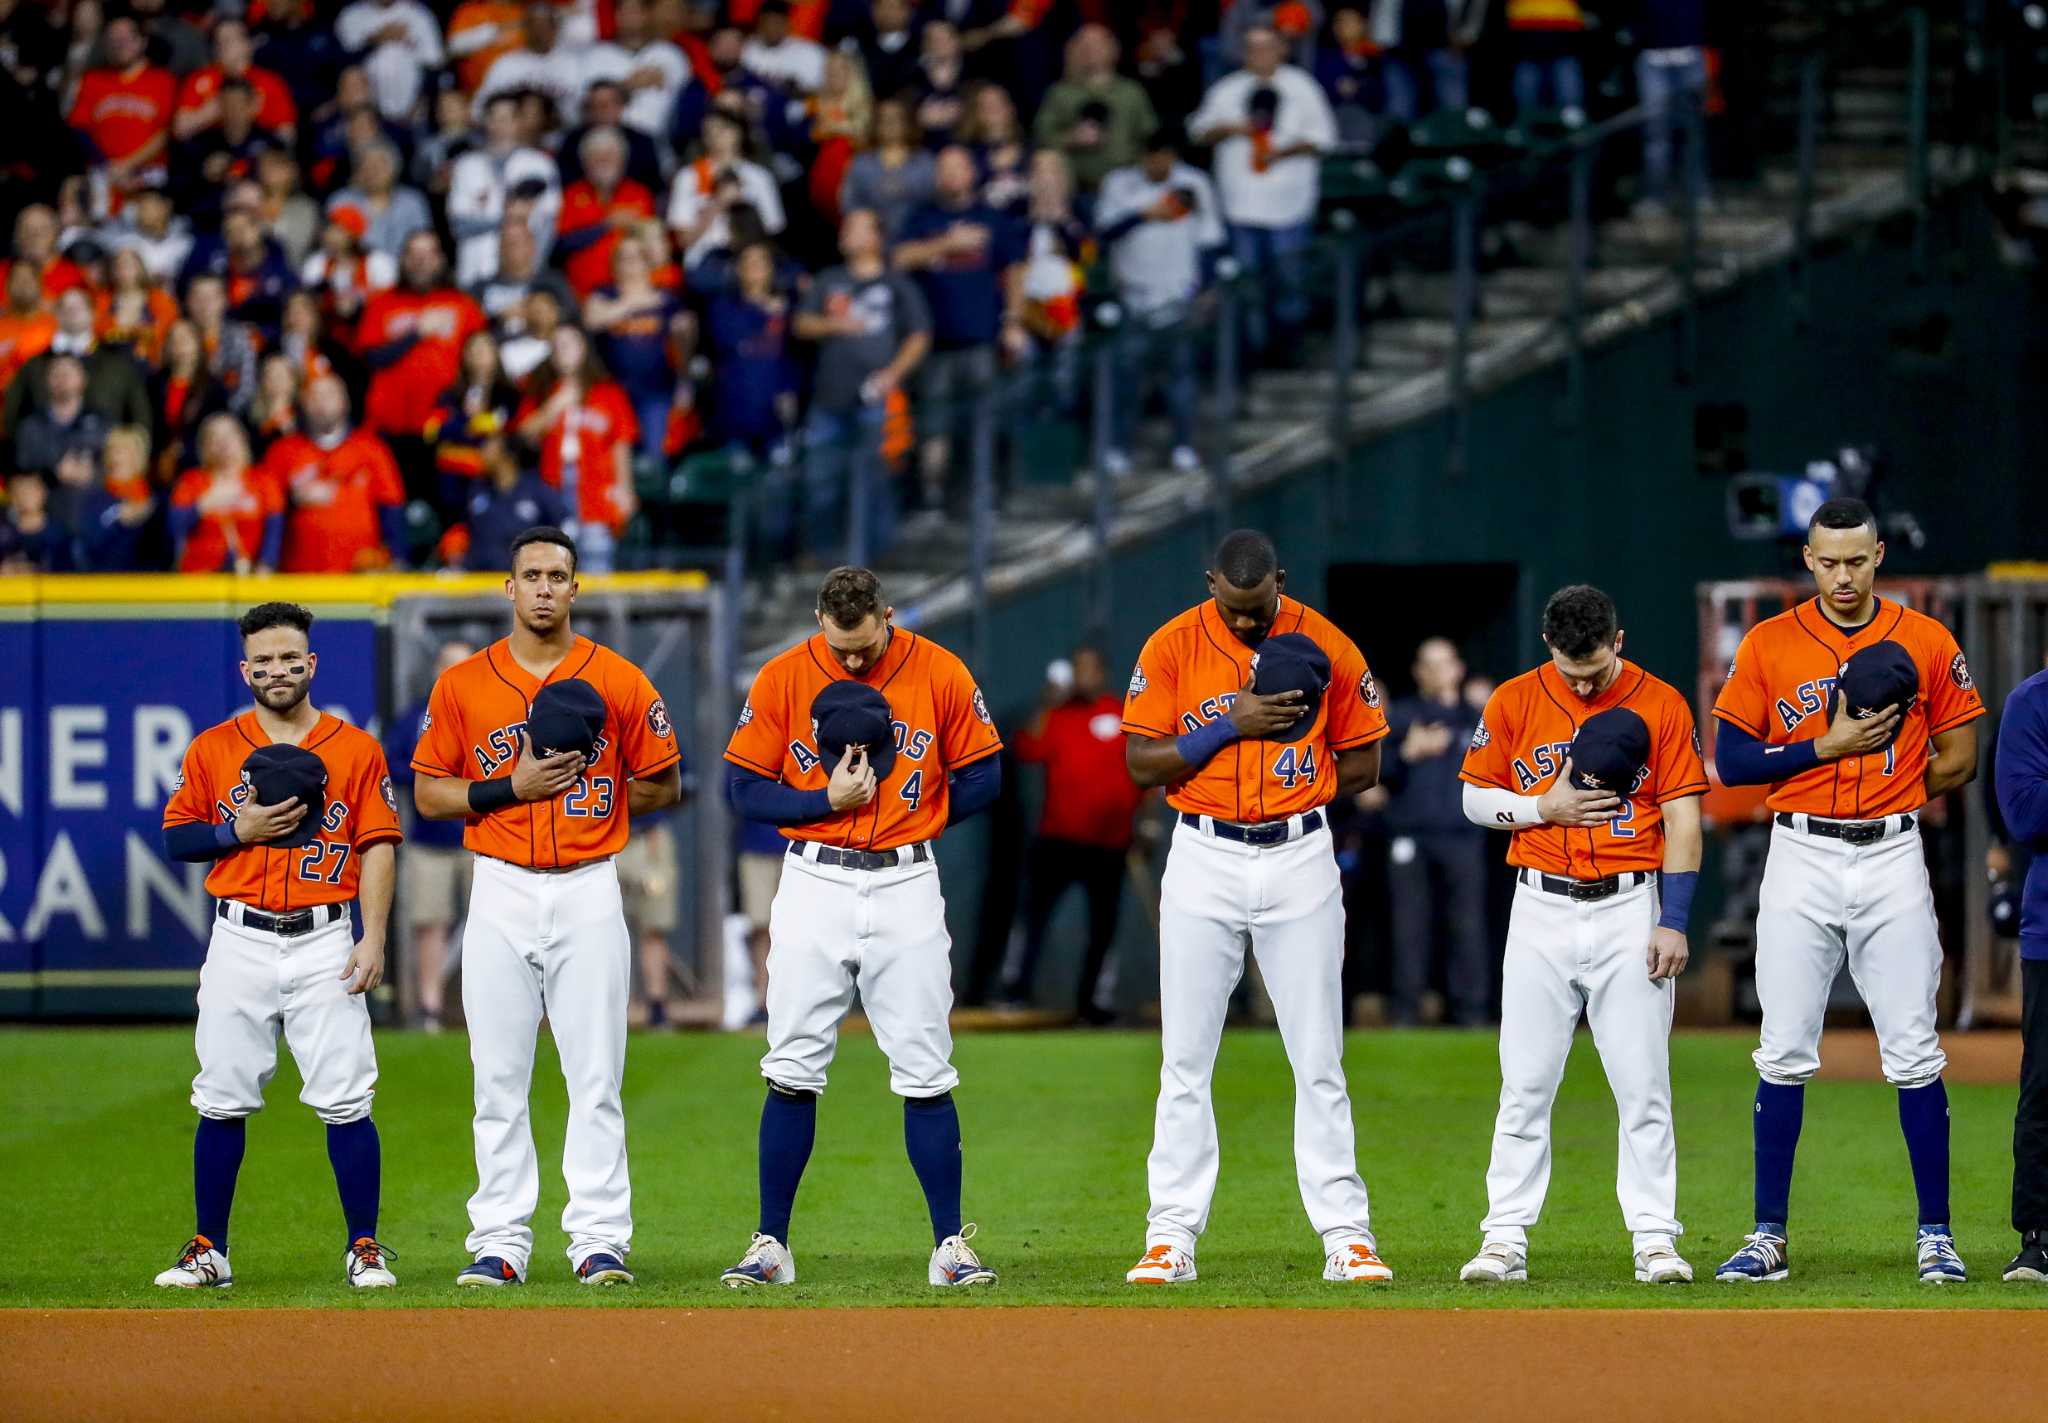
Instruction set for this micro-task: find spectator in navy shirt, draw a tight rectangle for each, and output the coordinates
[461,435,570,571]
[892,145,1027,512]
[704,241,801,459]
[255,0,350,122]
[583,236,686,461]
[387,638,477,1030]
[1998,665,2048,1279]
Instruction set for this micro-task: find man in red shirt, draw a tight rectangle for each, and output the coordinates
[358,231,486,495]
[174,18,299,141]
[1000,646,1150,1020]
[267,374,409,572]
[69,15,177,196]
[1,206,89,306]
[554,127,657,300]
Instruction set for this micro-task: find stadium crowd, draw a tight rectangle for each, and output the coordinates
[0,0,1714,577]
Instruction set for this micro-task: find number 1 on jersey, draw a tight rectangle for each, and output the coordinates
[1272,744,1317,788]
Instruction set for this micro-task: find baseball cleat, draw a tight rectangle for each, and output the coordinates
[1125,1243,1197,1285]
[577,1252,634,1286]
[929,1223,997,1288]
[455,1256,522,1287]
[1634,1242,1694,1284]
[1714,1231,1789,1282]
[1458,1242,1528,1283]
[345,1237,397,1289]
[721,1233,796,1288]
[1916,1228,1967,1284]
[2003,1230,2048,1282]
[1323,1240,1393,1283]
[154,1235,232,1289]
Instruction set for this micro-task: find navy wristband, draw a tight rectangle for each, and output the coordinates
[468,776,521,814]
[1175,715,1241,769]
[1658,869,1699,933]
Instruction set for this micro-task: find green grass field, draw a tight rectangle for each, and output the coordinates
[6,1025,2043,1310]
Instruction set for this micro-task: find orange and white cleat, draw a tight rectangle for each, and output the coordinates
[1125,1242,1197,1285]
[1323,1240,1394,1283]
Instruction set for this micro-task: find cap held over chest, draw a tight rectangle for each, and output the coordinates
[810,680,898,780]
[527,678,608,762]
[1567,707,1650,796]
[239,743,328,848]
[1250,632,1330,744]
[1832,640,1918,749]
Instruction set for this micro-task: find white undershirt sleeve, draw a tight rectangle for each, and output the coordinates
[1462,781,1546,830]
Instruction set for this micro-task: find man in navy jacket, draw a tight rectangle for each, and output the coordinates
[1997,665,2048,1282]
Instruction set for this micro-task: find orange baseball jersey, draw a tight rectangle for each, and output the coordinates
[1122,596,1389,822]
[1461,661,1708,877]
[1711,596,1985,818]
[164,712,403,910]
[411,636,681,868]
[725,629,1002,851]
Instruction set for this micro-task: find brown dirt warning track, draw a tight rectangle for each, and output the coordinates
[7,1307,2046,1422]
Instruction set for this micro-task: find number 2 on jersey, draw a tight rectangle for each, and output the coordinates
[564,776,615,817]
[1609,801,1637,839]
[1272,744,1317,788]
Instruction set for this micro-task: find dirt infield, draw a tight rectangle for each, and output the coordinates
[8,1307,2045,1422]
[1819,1029,2021,1084]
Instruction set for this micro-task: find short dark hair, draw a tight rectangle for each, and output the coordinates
[817,566,884,626]
[510,525,578,575]
[1809,496,1876,537]
[238,601,314,643]
[1542,585,1619,659]
[1144,128,1179,155]
[1212,528,1278,590]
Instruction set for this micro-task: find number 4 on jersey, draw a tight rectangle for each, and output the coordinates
[899,769,924,810]
[1272,745,1317,788]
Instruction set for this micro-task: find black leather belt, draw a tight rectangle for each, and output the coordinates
[1518,868,1655,902]
[218,901,346,937]
[1180,809,1324,846]
[791,841,932,871]
[1775,811,1913,846]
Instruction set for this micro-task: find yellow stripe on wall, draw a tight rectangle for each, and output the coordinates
[0,570,708,612]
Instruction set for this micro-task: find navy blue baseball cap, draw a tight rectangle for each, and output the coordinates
[811,680,897,780]
[239,744,327,848]
[1250,632,1330,744]
[527,678,607,761]
[1567,707,1650,797]
[1832,641,1917,748]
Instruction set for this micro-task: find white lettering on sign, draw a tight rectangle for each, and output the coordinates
[133,705,193,810]
[126,832,211,941]
[23,832,107,941]
[0,708,20,816]
[50,706,109,810]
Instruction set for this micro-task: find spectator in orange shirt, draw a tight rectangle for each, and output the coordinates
[357,231,487,494]
[0,265,57,394]
[514,323,638,574]
[96,247,180,365]
[68,15,177,197]
[169,413,285,573]
[446,0,526,94]
[2,206,89,307]
[555,127,658,301]
[173,18,299,142]
[267,374,409,572]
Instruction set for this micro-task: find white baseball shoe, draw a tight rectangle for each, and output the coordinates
[154,1235,232,1289]
[1125,1242,1197,1285]
[1634,1241,1694,1284]
[1459,1242,1528,1283]
[345,1237,397,1288]
[1324,1239,1394,1283]
[721,1233,796,1288]
[929,1223,997,1287]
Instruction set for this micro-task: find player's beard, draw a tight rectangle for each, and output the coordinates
[254,673,311,713]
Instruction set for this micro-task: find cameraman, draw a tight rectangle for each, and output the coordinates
[1093,130,1224,476]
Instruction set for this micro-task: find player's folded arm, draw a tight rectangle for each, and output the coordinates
[945,754,1001,825]
[1712,720,1816,787]
[163,819,243,861]
[725,764,833,826]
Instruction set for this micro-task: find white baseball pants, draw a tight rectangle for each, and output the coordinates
[191,906,375,1124]
[461,854,633,1277]
[1752,818,1946,1088]
[1480,874,1681,1251]
[1146,817,1374,1255]
[761,847,958,1098]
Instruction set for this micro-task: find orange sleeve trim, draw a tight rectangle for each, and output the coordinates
[1121,719,1173,738]
[1458,769,1513,790]
[629,749,684,779]
[1328,726,1391,750]
[723,749,782,776]
[949,743,1002,771]
[355,830,404,850]
[1929,706,1988,735]
[1655,782,1711,804]
[409,758,460,778]
[162,813,210,828]
[1710,708,1766,737]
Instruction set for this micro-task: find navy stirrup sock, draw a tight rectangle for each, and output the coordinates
[326,1118,382,1246]
[1753,1080,1804,1229]
[904,1092,964,1246]
[758,1086,818,1244]
[194,1116,247,1251]
[1897,1078,1951,1229]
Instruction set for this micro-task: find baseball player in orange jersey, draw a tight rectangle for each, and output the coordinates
[154,601,402,1291]
[718,567,1004,1289]
[411,526,684,1287]
[1120,529,1395,1286]
[1709,498,1984,1284]
[1455,585,1708,1286]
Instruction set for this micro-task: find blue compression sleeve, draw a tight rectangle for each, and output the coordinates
[1175,715,1241,770]
[725,766,834,826]
[1658,870,1699,933]
[945,756,1001,826]
[165,821,242,862]
[1715,721,1820,787]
